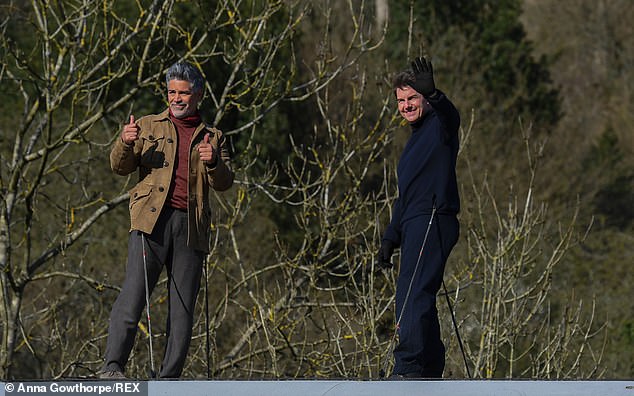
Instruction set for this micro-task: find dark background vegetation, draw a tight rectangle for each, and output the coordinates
[0,0,631,380]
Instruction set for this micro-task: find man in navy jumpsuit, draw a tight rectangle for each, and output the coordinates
[379,57,460,378]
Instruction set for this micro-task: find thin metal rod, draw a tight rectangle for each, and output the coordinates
[141,233,156,378]
[442,279,472,378]
[204,255,211,379]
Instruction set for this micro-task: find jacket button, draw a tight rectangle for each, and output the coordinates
[163,161,169,167]
[167,138,173,143]
[148,135,154,140]
[190,168,196,175]
[150,207,157,212]
[159,186,165,192]
[134,192,138,198]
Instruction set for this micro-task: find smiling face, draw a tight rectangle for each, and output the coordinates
[396,85,425,123]
[167,79,202,119]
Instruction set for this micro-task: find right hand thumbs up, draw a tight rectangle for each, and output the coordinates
[121,114,140,145]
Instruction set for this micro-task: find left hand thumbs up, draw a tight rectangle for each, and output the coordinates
[198,133,214,163]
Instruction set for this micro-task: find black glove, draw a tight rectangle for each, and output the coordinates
[410,56,436,97]
[377,239,395,270]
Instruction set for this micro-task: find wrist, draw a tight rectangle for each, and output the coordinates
[205,157,218,168]
[120,137,135,147]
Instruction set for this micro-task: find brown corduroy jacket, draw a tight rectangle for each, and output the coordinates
[110,109,234,252]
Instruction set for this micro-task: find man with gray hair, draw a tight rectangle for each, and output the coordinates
[99,61,234,378]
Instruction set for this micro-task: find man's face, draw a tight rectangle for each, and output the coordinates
[168,79,202,119]
[396,85,424,123]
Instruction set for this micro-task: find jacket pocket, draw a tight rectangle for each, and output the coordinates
[140,134,166,169]
[129,183,153,213]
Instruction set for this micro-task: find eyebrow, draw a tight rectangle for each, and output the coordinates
[397,95,419,101]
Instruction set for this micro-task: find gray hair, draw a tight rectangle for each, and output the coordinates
[392,70,416,93]
[165,61,204,92]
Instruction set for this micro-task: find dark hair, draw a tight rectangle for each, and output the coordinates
[165,61,204,92]
[392,70,416,92]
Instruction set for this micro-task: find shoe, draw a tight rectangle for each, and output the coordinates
[98,369,127,380]
[388,372,422,380]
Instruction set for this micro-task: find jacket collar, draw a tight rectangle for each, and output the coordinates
[156,108,171,121]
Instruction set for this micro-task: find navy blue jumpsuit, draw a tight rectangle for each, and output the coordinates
[382,90,460,377]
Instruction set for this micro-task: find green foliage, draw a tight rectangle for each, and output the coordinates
[1,0,632,380]
[623,320,634,346]
[583,128,624,170]
[385,0,560,134]
[581,128,633,229]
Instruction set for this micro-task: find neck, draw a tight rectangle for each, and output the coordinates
[169,110,201,127]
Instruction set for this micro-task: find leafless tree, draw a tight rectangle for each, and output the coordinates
[0,0,386,379]
[450,124,605,378]
[0,0,175,378]
[0,0,607,381]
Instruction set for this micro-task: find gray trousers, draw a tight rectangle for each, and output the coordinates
[103,207,204,378]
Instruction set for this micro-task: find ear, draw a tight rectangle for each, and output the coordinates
[194,89,204,102]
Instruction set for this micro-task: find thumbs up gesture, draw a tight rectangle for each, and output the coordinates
[121,115,140,145]
[198,133,215,164]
